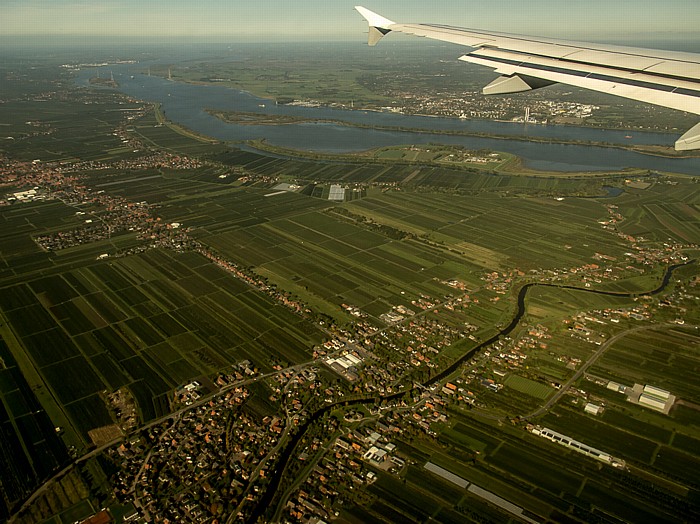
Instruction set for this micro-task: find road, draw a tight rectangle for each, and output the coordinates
[7,348,349,523]
[11,263,693,522]
[523,323,697,419]
[8,437,124,523]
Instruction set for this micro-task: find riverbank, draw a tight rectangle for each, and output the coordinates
[154,104,221,144]
[243,139,652,179]
[209,109,698,160]
[78,66,700,174]
[163,67,691,138]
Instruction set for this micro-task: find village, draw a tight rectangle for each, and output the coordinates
[382,90,600,124]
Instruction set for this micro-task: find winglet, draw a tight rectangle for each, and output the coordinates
[675,122,700,151]
[355,6,395,46]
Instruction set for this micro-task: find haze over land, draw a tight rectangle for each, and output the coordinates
[2,0,700,44]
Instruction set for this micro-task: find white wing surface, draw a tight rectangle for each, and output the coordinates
[355,6,700,151]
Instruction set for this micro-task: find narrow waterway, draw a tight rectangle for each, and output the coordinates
[247,260,694,522]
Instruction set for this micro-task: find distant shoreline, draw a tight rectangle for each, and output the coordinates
[168,71,686,137]
[207,109,697,160]
[242,139,656,179]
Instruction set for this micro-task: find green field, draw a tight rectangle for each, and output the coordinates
[504,374,554,399]
[0,246,326,442]
[590,327,700,404]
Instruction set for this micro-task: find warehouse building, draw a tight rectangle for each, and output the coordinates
[626,383,675,414]
[643,384,670,400]
[639,393,667,412]
[638,384,673,412]
[607,381,626,393]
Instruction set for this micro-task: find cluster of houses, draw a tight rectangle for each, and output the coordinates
[108,383,283,523]
[283,419,408,523]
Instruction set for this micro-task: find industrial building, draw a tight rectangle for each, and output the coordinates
[639,384,673,412]
[324,351,364,382]
[626,383,675,414]
[643,384,670,400]
[607,381,626,393]
[531,426,626,468]
[363,446,387,465]
[639,393,667,411]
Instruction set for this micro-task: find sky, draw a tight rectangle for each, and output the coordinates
[2,0,699,44]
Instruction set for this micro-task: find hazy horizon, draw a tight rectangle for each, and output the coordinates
[3,1,699,44]
[2,36,700,58]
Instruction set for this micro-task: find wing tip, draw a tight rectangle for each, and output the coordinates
[675,122,700,151]
[355,6,395,30]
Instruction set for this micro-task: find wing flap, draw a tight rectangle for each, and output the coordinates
[461,53,700,114]
[645,61,700,81]
[562,49,664,71]
[355,6,700,150]
[482,74,555,95]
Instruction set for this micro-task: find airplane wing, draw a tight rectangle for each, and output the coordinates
[355,6,700,151]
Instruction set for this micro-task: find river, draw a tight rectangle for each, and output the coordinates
[76,65,700,175]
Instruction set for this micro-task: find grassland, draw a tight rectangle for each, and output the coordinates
[0,335,71,520]
[175,175,643,321]
[0,96,146,164]
[504,374,554,399]
[138,178,634,321]
[347,398,698,524]
[152,43,405,108]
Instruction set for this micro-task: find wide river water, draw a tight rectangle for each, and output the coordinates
[78,65,700,174]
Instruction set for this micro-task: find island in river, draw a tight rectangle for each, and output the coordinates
[208,109,698,160]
